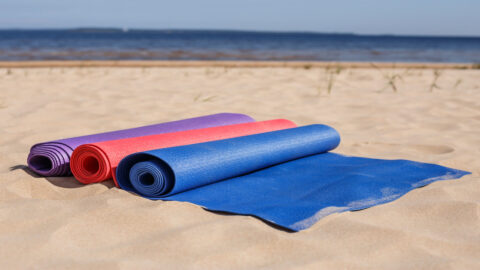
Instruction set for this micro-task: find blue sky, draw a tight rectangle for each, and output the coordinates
[0,0,479,36]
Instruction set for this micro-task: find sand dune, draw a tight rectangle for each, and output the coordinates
[0,64,479,269]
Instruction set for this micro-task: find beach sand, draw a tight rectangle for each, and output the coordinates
[0,63,479,269]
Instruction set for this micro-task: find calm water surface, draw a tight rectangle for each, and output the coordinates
[0,29,479,62]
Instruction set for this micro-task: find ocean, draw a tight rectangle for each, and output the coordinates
[0,29,479,62]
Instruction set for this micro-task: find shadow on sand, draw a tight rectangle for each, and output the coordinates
[205,209,295,233]
[9,164,115,189]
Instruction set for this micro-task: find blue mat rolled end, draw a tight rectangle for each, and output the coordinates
[129,160,175,197]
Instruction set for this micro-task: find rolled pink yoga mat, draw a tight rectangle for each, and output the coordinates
[70,119,296,186]
[27,113,254,176]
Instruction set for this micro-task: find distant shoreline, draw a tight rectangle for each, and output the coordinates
[0,60,477,69]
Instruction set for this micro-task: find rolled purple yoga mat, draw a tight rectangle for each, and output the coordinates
[27,113,255,176]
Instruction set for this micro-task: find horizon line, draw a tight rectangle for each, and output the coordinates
[0,27,479,39]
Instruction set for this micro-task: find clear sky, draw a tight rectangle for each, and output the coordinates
[1,0,479,36]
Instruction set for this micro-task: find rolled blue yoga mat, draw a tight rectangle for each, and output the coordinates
[116,125,470,231]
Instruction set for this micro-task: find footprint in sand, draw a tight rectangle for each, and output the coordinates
[360,142,455,155]
[408,144,455,155]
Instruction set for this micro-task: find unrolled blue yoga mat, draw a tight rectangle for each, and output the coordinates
[116,125,470,231]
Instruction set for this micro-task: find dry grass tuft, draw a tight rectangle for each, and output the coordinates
[429,70,442,92]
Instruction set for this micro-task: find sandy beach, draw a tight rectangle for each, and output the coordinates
[0,62,479,269]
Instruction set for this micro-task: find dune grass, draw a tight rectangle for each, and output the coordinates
[429,70,442,92]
